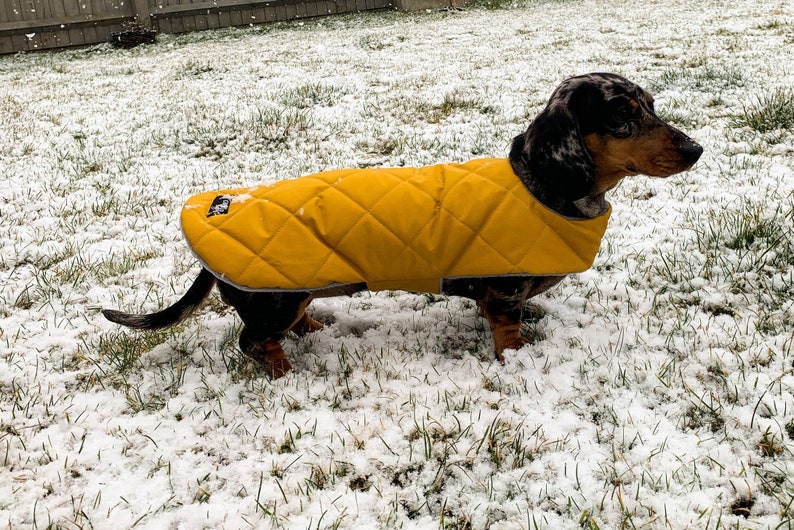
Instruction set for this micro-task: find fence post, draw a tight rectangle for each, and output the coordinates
[131,0,152,28]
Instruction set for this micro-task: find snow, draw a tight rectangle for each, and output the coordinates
[1,0,794,528]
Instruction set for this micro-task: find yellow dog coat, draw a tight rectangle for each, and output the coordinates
[181,158,611,293]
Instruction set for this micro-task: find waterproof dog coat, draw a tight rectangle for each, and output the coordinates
[181,158,611,293]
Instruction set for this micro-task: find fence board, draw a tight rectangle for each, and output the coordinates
[80,0,98,44]
[0,0,393,54]
[65,0,89,48]
[132,0,149,25]
[4,1,23,22]
[48,0,71,47]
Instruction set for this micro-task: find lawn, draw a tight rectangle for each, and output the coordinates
[1,0,794,528]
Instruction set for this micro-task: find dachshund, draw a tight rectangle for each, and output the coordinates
[103,73,703,378]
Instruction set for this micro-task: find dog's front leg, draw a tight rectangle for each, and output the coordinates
[478,284,531,362]
[481,276,570,361]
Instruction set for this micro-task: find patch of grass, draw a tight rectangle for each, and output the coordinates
[680,196,794,289]
[358,33,391,51]
[683,404,725,433]
[182,103,314,158]
[467,0,515,10]
[755,20,785,31]
[733,88,794,133]
[579,509,602,530]
[92,250,163,282]
[175,59,215,79]
[520,302,547,343]
[649,65,745,92]
[758,427,786,458]
[730,496,754,518]
[421,90,495,124]
[245,106,313,145]
[279,83,350,109]
[786,419,794,439]
[81,329,174,375]
[653,96,705,128]
[472,416,535,470]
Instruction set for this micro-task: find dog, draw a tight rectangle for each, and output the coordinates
[103,73,702,378]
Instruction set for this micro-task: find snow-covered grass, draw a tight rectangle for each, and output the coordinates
[2,0,794,527]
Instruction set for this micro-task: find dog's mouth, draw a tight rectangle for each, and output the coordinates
[628,144,704,177]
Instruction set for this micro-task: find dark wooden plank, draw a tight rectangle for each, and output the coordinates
[151,0,323,17]
[0,1,11,24]
[61,0,83,45]
[181,14,197,32]
[35,27,54,48]
[15,0,32,22]
[155,17,171,33]
[252,7,265,23]
[9,33,28,51]
[37,0,53,20]
[94,23,111,42]
[46,0,71,45]
[229,9,242,26]
[77,0,98,44]
[24,32,42,51]
[296,2,309,18]
[0,13,130,34]
[132,0,151,26]
[217,10,230,28]
[0,37,15,53]
[195,15,204,30]
[168,14,184,32]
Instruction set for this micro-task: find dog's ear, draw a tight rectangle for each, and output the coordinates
[517,84,600,201]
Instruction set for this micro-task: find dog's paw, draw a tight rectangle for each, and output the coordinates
[267,356,293,379]
[493,336,530,363]
[290,313,325,336]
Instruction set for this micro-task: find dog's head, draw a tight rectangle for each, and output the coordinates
[511,72,703,200]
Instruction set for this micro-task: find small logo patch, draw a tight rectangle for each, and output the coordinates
[207,195,233,217]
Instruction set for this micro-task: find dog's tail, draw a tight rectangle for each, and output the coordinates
[102,268,216,330]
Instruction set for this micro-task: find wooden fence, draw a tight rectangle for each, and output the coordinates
[0,0,392,54]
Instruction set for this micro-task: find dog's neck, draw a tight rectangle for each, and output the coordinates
[573,194,610,218]
[508,155,609,219]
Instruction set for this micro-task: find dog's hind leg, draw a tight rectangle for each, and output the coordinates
[217,284,311,378]
[238,328,294,379]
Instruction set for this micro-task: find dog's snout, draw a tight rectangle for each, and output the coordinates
[679,139,703,165]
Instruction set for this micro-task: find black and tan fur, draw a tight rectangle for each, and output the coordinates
[103,73,703,378]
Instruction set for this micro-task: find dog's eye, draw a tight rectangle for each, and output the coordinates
[614,106,634,122]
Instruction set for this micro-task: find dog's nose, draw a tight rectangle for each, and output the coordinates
[680,140,703,165]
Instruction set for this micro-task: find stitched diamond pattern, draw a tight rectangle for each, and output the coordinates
[180,159,611,292]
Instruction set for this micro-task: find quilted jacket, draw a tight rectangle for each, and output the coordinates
[180,158,611,293]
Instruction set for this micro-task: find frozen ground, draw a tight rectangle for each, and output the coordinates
[1,0,794,528]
